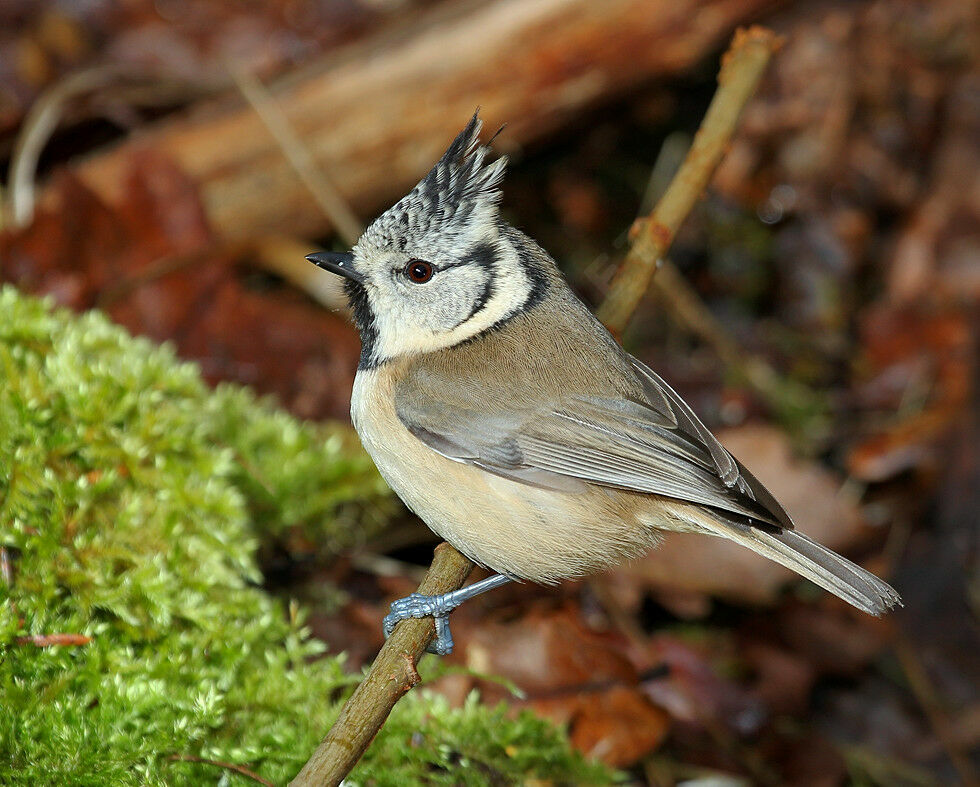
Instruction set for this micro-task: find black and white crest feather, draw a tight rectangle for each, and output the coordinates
[360,112,508,252]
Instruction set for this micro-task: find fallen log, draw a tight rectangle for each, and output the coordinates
[64,0,778,241]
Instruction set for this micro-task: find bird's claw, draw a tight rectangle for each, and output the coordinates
[382,592,455,655]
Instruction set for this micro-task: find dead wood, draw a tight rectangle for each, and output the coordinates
[62,0,778,241]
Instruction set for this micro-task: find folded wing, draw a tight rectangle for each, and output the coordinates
[396,356,792,530]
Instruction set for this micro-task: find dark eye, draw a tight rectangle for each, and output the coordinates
[405,259,434,283]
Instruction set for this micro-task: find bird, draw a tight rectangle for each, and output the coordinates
[306,112,900,655]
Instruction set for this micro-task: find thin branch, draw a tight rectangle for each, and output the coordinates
[289,543,474,787]
[228,62,364,247]
[291,26,782,787]
[166,754,276,787]
[0,546,13,586]
[651,259,824,428]
[15,633,92,647]
[249,235,348,311]
[8,66,121,229]
[6,66,205,230]
[597,26,782,335]
[597,28,823,429]
[894,635,978,787]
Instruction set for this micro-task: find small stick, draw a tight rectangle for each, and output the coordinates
[166,754,276,787]
[894,635,978,787]
[289,543,473,787]
[15,633,92,647]
[6,66,205,230]
[7,67,121,229]
[597,26,781,335]
[229,62,364,247]
[649,260,821,423]
[0,546,13,586]
[291,26,781,786]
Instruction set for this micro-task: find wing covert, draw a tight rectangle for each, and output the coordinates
[395,363,794,529]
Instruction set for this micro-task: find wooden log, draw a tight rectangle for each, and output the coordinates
[67,0,778,241]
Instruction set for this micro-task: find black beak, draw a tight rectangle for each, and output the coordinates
[306,251,364,284]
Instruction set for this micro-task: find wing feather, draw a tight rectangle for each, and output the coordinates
[396,358,793,528]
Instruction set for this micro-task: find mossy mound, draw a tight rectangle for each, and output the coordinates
[0,287,613,786]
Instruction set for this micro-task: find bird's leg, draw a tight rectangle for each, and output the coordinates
[382,573,513,655]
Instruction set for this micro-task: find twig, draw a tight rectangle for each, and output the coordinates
[8,66,121,229]
[0,546,13,586]
[651,259,824,429]
[228,62,364,247]
[894,635,979,787]
[166,754,275,787]
[597,26,781,335]
[597,28,823,431]
[15,633,92,647]
[349,551,428,583]
[6,66,205,230]
[291,26,781,786]
[249,235,348,311]
[289,543,474,786]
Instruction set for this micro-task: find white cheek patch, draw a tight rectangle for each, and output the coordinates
[370,241,530,362]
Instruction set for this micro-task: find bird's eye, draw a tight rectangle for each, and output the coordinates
[405,259,434,283]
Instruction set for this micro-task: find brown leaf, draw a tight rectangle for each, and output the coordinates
[1,171,122,308]
[848,303,971,481]
[775,600,892,676]
[561,686,670,768]
[644,635,766,735]
[16,633,92,647]
[741,640,816,716]
[461,604,637,695]
[431,601,670,767]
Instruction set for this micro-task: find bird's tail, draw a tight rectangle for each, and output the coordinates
[668,506,901,615]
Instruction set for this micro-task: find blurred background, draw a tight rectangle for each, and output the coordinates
[1,0,977,784]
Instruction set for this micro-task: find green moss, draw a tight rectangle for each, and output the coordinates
[0,287,612,785]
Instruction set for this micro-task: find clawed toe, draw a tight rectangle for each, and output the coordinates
[382,593,456,654]
[429,616,454,655]
[379,575,513,656]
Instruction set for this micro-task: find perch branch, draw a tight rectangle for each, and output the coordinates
[289,543,473,786]
[292,25,782,787]
[597,26,781,334]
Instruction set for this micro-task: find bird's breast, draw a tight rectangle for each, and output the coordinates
[349,365,661,583]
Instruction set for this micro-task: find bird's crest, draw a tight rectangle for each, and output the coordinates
[360,111,508,250]
[417,111,507,225]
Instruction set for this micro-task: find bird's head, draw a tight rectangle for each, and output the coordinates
[308,112,546,369]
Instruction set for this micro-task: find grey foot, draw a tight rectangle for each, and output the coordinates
[382,592,456,655]
[381,575,514,656]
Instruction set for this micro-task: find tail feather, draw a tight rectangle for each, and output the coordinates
[671,507,901,615]
[752,528,900,615]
